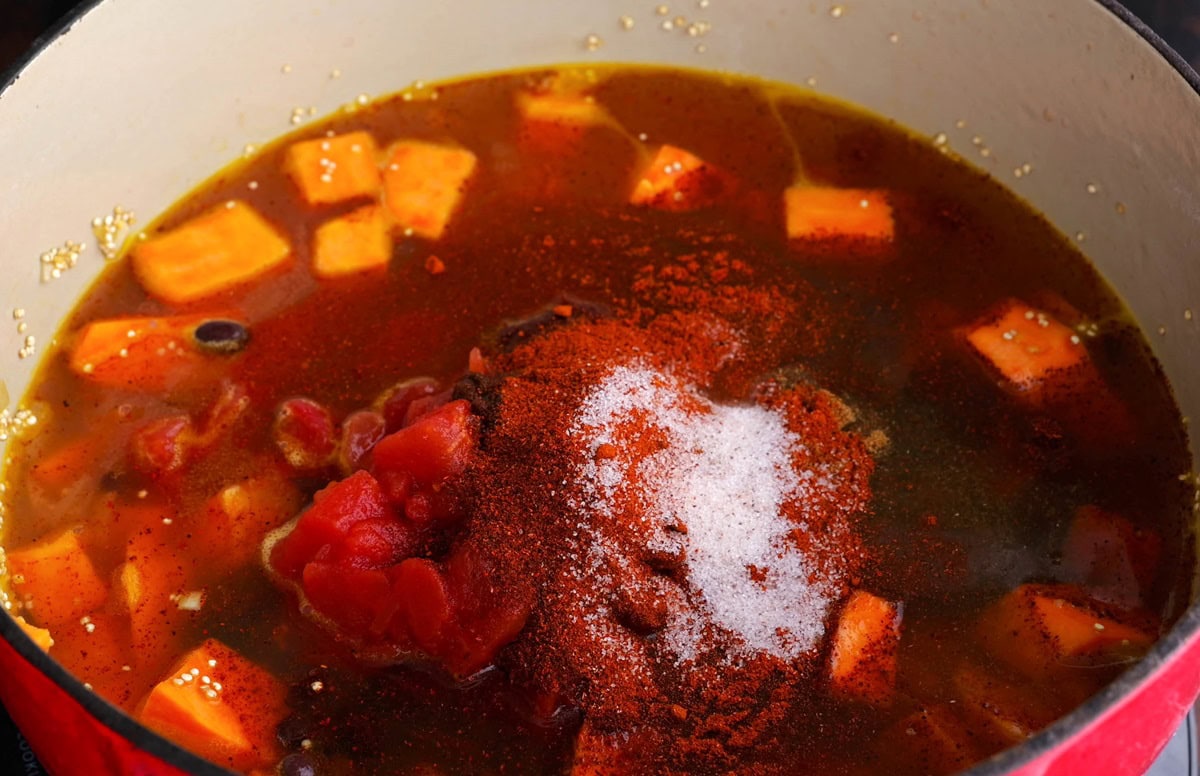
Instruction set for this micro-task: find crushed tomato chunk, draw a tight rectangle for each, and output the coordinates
[264,395,529,675]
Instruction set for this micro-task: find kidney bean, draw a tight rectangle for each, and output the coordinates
[376,377,441,433]
[274,398,336,471]
[337,409,387,474]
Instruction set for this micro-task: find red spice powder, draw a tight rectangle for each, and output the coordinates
[448,252,876,771]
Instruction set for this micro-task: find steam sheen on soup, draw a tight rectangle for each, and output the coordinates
[0,66,1192,775]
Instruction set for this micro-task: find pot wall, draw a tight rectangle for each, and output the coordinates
[0,1,1198,774]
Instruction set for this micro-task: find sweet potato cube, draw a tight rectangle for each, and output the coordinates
[7,528,107,628]
[630,145,720,211]
[517,91,610,127]
[122,523,201,677]
[965,300,1088,391]
[828,590,902,705]
[516,90,619,173]
[28,435,108,492]
[952,665,1058,746]
[382,141,477,240]
[516,70,614,141]
[284,130,381,206]
[138,639,286,771]
[192,471,304,575]
[312,204,393,278]
[69,313,244,391]
[976,584,1154,680]
[13,616,53,651]
[114,560,145,615]
[1062,506,1161,609]
[132,202,291,304]
[48,610,143,709]
[784,187,894,242]
[888,705,977,775]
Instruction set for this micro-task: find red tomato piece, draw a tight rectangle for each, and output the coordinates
[330,517,417,570]
[440,543,536,676]
[129,383,250,478]
[268,471,390,578]
[273,397,337,471]
[403,491,433,526]
[302,562,396,636]
[372,399,479,486]
[129,415,193,475]
[391,557,455,654]
[376,468,415,507]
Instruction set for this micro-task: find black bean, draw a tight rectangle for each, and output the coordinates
[280,752,319,776]
[193,319,249,353]
[275,714,311,750]
[451,372,504,435]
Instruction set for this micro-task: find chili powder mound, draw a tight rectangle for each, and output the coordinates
[459,299,876,770]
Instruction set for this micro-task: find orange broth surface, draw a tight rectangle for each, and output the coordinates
[0,66,1194,776]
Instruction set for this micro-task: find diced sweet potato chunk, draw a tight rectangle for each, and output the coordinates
[828,590,902,705]
[284,130,382,205]
[114,559,145,616]
[965,300,1088,392]
[515,71,616,142]
[28,435,108,491]
[1062,505,1161,609]
[952,664,1058,746]
[138,639,286,771]
[121,520,206,678]
[784,187,894,243]
[8,528,107,628]
[382,141,477,240]
[13,616,53,651]
[132,202,291,304]
[965,301,1136,445]
[516,90,611,128]
[312,204,393,277]
[49,610,143,709]
[69,313,244,391]
[193,471,304,574]
[630,145,722,211]
[515,88,617,158]
[888,705,978,776]
[976,584,1154,680]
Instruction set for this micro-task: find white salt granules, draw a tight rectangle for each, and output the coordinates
[570,363,837,662]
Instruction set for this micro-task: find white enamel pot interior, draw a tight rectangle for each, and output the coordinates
[0,0,1198,774]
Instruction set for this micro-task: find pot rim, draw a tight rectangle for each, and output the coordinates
[0,1,1197,774]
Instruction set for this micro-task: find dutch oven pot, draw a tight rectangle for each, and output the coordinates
[1,0,1198,773]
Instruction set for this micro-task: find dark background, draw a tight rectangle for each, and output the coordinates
[3,0,1200,75]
